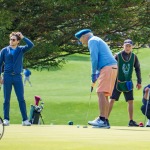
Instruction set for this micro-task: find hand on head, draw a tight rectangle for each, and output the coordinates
[15,32,24,39]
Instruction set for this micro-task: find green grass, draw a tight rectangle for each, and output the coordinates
[1,125,150,150]
[0,48,149,126]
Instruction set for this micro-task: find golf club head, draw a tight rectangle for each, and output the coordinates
[34,95,41,106]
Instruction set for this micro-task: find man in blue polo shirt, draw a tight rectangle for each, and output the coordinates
[75,29,117,128]
[0,32,34,126]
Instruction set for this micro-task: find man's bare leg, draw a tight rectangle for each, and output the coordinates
[105,96,109,118]
[128,100,133,120]
[107,99,115,119]
[128,100,138,126]
[97,92,107,118]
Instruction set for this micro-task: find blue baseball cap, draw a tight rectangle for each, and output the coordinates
[124,39,133,45]
[75,29,91,40]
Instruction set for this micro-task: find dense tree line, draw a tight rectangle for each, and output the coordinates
[0,0,149,69]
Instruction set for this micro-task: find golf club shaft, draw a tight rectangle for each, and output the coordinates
[40,114,44,124]
[85,92,92,123]
[144,89,150,126]
[85,82,96,123]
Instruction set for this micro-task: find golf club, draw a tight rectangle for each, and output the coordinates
[144,88,150,127]
[84,82,96,128]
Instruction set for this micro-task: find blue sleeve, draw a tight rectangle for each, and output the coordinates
[0,49,5,75]
[88,40,99,74]
[21,37,34,53]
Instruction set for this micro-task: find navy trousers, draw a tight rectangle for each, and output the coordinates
[141,104,150,119]
[3,74,28,121]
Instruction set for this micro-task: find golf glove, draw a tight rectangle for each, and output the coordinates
[91,73,100,83]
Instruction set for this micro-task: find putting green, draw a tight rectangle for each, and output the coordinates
[0,125,150,150]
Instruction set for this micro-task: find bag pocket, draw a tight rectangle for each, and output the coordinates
[117,80,133,92]
[126,81,133,91]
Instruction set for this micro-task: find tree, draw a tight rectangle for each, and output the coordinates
[0,0,149,69]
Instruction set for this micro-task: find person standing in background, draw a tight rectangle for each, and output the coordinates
[107,39,142,127]
[23,68,32,86]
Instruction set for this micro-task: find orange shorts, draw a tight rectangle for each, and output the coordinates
[96,65,118,96]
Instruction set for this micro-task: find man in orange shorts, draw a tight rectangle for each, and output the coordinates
[75,29,117,128]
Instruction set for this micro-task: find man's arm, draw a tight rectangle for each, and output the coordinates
[88,40,100,83]
[16,32,34,53]
[0,49,4,84]
[88,40,99,75]
[134,55,142,89]
[134,55,141,84]
[143,87,150,100]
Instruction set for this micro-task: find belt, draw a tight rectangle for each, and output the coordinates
[112,67,117,69]
[4,72,20,76]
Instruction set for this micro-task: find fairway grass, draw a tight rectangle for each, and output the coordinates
[1,125,150,150]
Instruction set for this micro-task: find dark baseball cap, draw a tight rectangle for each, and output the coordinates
[124,39,133,45]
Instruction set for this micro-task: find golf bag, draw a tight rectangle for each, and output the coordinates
[29,96,44,124]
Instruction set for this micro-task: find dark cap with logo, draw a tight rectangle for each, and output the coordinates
[124,39,133,45]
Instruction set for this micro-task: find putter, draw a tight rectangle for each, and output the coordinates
[144,89,150,127]
[84,82,96,125]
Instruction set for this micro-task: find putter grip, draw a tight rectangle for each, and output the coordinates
[91,86,93,92]
[91,82,96,92]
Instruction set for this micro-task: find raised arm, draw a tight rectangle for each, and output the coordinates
[16,32,34,53]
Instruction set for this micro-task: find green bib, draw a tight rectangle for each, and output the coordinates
[116,52,135,92]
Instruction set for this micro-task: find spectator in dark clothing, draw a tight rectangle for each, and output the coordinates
[141,84,150,127]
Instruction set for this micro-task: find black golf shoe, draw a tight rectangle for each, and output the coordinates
[106,119,110,129]
[128,120,139,127]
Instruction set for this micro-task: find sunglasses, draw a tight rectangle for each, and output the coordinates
[10,39,17,42]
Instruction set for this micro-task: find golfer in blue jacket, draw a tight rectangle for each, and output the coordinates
[0,32,34,126]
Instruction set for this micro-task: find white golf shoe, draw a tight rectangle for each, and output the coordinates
[146,120,150,127]
[22,120,31,126]
[88,117,109,128]
[3,119,10,126]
